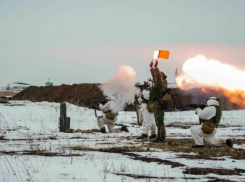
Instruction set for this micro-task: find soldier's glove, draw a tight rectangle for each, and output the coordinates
[150,61,153,68]
[99,103,103,109]
[195,108,200,114]
[154,60,158,68]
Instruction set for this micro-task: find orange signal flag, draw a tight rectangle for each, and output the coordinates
[158,50,170,59]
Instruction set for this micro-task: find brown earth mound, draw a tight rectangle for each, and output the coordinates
[12,84,240,111]
[13,84,103,107]
[12,84,136,110]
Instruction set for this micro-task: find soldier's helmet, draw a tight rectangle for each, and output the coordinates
[207,97,220,106]
[105,95,116,101]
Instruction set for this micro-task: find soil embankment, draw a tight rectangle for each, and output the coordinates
[13,84,240,110]
[13,84,104,108]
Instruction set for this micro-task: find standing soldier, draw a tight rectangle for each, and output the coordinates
[97,95,129,133]
[149,60,169,142]
[133,82,143,125]
[190,97,233,148]
[137,89,157,139]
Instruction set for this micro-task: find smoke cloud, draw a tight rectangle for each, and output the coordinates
[99,65,138,113]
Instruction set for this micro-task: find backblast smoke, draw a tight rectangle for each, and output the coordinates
[99,65,137,113]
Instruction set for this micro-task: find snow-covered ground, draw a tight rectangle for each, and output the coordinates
[0,101,245,182]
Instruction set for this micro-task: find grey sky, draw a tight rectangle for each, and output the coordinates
[0,0,244,87]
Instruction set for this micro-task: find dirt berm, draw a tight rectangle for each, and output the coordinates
[13,84,107,108]
[13,84,239,111]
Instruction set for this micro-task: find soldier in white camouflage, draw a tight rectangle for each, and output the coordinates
[97,95,129,133]
[191,97,233,148]
[137,89,157,139]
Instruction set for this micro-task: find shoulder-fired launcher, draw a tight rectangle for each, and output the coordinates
[186,104,207,109]
[134,81,150,90]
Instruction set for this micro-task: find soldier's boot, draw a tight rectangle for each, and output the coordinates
[149,134,157,139]
[121,126,129,133]
[152,137,160,142]
[226,139,233,148]
[152,137,165,143]
[153,128,165,142]
[137,134,148,139]
[152,128,160,142]
[100,127,106,134]
[192,145,204,148]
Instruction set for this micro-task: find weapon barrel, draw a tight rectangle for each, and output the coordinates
[134,82,150,89]
[94,100,107,104]
[186,104,206,109]
[88,100,107,105]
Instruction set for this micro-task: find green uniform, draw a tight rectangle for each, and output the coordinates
[208,106,222,128]
[149,68,167,141]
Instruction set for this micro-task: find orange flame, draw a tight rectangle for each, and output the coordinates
[213,88,245,108]
[176,55,245,108]
[201,88,207,93]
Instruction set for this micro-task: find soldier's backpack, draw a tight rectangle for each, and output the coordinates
[106,111,116,120]
[159,88,171,106]
[201,106,222,134]
[202,121,215,134]
[159,93,171,106]
[147,102,153,113]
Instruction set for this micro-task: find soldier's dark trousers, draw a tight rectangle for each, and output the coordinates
[153,108,166,141]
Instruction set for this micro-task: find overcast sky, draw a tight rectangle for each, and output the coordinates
[0,0,244,87]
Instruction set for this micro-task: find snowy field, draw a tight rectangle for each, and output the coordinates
[0,101,245,182]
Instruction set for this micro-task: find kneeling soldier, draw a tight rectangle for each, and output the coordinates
[97,95,129,133]
[190,97,233,148]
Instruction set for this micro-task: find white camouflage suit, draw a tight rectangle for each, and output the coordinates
[97,96,121,133]
[139,90,156,136]
[137,107,143,125]
[135,90,143,125]
[190,99,226,146]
